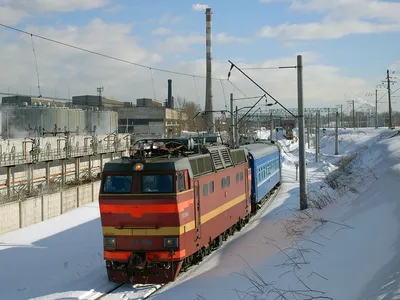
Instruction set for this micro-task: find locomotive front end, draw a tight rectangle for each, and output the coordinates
[99,158,193,284]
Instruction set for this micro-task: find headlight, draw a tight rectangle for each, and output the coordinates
[164,237,179,248]
[104,236,116,247]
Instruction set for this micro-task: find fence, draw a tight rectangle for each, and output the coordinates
[0,181,101,235]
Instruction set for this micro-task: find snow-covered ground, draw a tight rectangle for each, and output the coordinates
[1,128,399,300]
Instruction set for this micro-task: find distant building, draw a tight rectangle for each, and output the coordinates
[117,98,186,138]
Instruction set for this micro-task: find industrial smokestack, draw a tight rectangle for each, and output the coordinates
[171,96,174,109]
[205,7,214,133]
[167,79,172,108]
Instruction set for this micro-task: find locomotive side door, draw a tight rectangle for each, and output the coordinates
[245,168,250,209]
[194,180,201,242]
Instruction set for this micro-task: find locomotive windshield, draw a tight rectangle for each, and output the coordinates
[103,175,133,193]
[142,174,173,193]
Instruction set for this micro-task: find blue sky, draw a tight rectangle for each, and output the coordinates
[0,0,399,111]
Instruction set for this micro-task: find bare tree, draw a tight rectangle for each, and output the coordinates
[174,96,207,132]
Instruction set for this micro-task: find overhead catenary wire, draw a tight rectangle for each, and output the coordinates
[30,34,42,97]
[0,22,224,80]
[149,68,157,100]
[220,79,228,110]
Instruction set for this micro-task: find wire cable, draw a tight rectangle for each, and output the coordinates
[193,76,200,105]
[220,79,228,110]
[30,35,42,97]
[0,22,225,80]
[149,68,157,100]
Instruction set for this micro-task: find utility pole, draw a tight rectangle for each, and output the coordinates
[230,93,235,148]
[270,111,273,141]
[315,112,319,162]
[352,100,355,129]
[297,55,307,210]
[375,89,378,129]
[327,108,330,128]
[340,105,343,128]
[307,115,310,149]
[386,70,393,128]
[235,105,239,147]
[335,111,339,155]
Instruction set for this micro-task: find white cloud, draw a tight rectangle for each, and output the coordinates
[258,20,400,40]
[0,19,162,101]
[0,5,28,25]
[290,0,400,23]
[159,13,183,25]
[156,32,249,53]
[257,0,400,41]
[0,0,111,25]
[214,33,250,43]
[2,0,110,13]
[192,4,209,11]
[103,4,126,14]
[0,19,377,112]
[260,0,288,3]
[151,27,174,36]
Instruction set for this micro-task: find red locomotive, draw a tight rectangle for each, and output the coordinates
[99,138,252,284]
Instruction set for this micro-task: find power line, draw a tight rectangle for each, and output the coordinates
[0,23,224,80]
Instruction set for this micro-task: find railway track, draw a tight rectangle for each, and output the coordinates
[80,283,163,300]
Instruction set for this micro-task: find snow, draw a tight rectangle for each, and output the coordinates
[0,202,117,300]
[1,127,399,300]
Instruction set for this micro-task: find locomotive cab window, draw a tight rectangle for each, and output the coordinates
[142,174,173,193]
[177,172,186,192]
[103,175,133,193]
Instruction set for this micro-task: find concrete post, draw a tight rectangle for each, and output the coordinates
[45,161,50,186]
[75,157,80,182]
[88,156,92,180]
[335,111,339,155]
[307,115,310,149]
[61,160,66,186]
[6,166,12,198]
[315,112,319,162]
[235,106,239,147]
[230,93,235,148]
[27,164,33,194]
[297,55,308,210]
[100,154,104,174]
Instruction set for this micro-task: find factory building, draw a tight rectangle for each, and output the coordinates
[72,95,126,111]
[1,105,118,138]
[117,98,184,137]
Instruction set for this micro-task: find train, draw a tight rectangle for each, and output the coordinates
[98,138,282,284]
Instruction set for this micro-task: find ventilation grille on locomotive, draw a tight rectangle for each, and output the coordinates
[231,149,247,164]
[220,147,233,167]
[189,155,213,177]
[210,149,224,170]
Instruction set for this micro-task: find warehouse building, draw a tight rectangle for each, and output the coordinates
[118,98,185,138]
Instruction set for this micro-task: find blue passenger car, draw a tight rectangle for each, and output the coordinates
[242,143,281,212]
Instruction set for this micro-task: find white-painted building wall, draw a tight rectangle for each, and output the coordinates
[0,181,102,235]
[0,133,130,194]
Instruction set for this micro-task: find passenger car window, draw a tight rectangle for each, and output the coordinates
[142,174,173,193]
[103,175,132,193]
